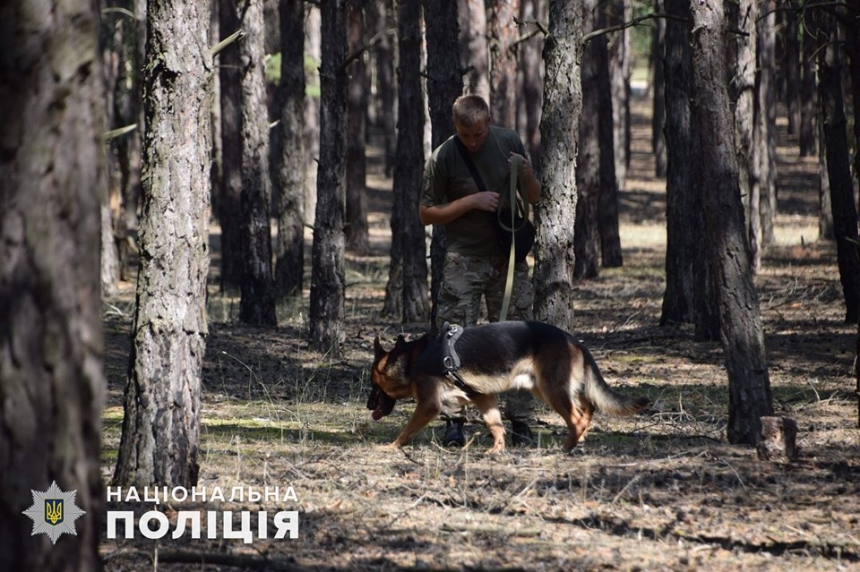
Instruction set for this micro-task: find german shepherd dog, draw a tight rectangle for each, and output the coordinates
[368,321,649,453]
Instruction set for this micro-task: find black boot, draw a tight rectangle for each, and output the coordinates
[510,420,534,447]
[442,419,465,447]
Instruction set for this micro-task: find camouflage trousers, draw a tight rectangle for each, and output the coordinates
[436,252,535,422]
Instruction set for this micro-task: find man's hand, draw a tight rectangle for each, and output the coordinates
[469,191,500,213]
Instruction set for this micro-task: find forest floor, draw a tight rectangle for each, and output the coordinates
[99,93,860,571]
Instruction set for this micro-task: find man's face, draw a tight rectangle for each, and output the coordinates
[454,118,491,153]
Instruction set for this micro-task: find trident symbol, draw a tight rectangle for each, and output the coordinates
[45,500,63,525]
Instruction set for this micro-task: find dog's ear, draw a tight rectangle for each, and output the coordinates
[373,336,387,360]
[393,334,407,350]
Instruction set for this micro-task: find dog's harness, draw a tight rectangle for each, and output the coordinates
[440,322,480,398]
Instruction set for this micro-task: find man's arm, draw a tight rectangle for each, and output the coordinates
[511,153,541,204]
[418,191,500,225]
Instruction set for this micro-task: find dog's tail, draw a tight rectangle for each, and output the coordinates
[581,349,650,416]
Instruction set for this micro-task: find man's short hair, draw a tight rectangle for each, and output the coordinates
[452,94,490,127]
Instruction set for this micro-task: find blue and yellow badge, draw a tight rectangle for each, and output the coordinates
[45,499,64,525]
[23,481,85,544]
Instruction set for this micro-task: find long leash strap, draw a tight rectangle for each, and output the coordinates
[499,155,521,322]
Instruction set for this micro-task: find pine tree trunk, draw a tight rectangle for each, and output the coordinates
[756,3,777,248]
[608,0,630,190]
[575,1,601,280]
[651,0,667,178]
[661,0,694,326]
[728,0,758,271]
[597,4,623,269]
[370,0,397,177]
[424,0,461,334]
[458,0,489,97]
[519,0,546,172]
[387,0,428,323]
[218,0,244,289]
[239,0,277,326]
[115,0,212,487]
[275,0,307,301]
[817,7,860,323]
[690,0,773,445]
[0,1,105,567]
[799,14,818,157]
[533,0,582,331]
[345,1,370,254]
[489,0,519,126]
[309,0,348,353]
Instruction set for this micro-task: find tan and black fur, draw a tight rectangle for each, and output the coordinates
[368,321,649,453]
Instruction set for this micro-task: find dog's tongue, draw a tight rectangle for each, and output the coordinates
[371,408,385,421]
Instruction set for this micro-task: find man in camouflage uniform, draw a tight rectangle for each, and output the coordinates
[419,94,541,446]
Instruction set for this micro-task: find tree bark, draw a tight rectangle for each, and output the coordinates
[384,0,428,322]
[309,0,348,354]
[799,12,818,157]
[274,0,307,301]
[816,5,860,323]
[533,0,582,331]
[239,0,277,326]
[489,0,520,127]
[755,2,778,249]
[458,0,490,98]
[661,0,717,335]
[345,0,370,254]
[424,0,462,334]
[219,0,244,288]
[728,0,758,271]
[651,0,667,178]
[115,0,212,486]
[597,3,623,269]
[519,0,546,172]
[608,0,631,190]
[0,0,106,567]
[574,1,601,280]
[690,0,773,445]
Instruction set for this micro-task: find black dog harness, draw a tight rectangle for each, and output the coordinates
[440,323,480,398]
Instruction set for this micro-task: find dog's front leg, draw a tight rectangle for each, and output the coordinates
[391,382,442,448]
[471,394,506,454]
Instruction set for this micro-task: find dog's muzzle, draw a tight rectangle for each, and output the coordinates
[366,385,396,421]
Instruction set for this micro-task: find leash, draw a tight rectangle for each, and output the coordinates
[499,155,522,322]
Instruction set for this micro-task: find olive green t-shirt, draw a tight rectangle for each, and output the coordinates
[421,125,529,257]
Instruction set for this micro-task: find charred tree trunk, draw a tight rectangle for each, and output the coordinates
[690,0,773,444]
[274,0,307,301]
[533,0,582,331]
[424,0,462,335]
[116,0,212,486]
[309,0,348,354]
[0,0,106,567]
